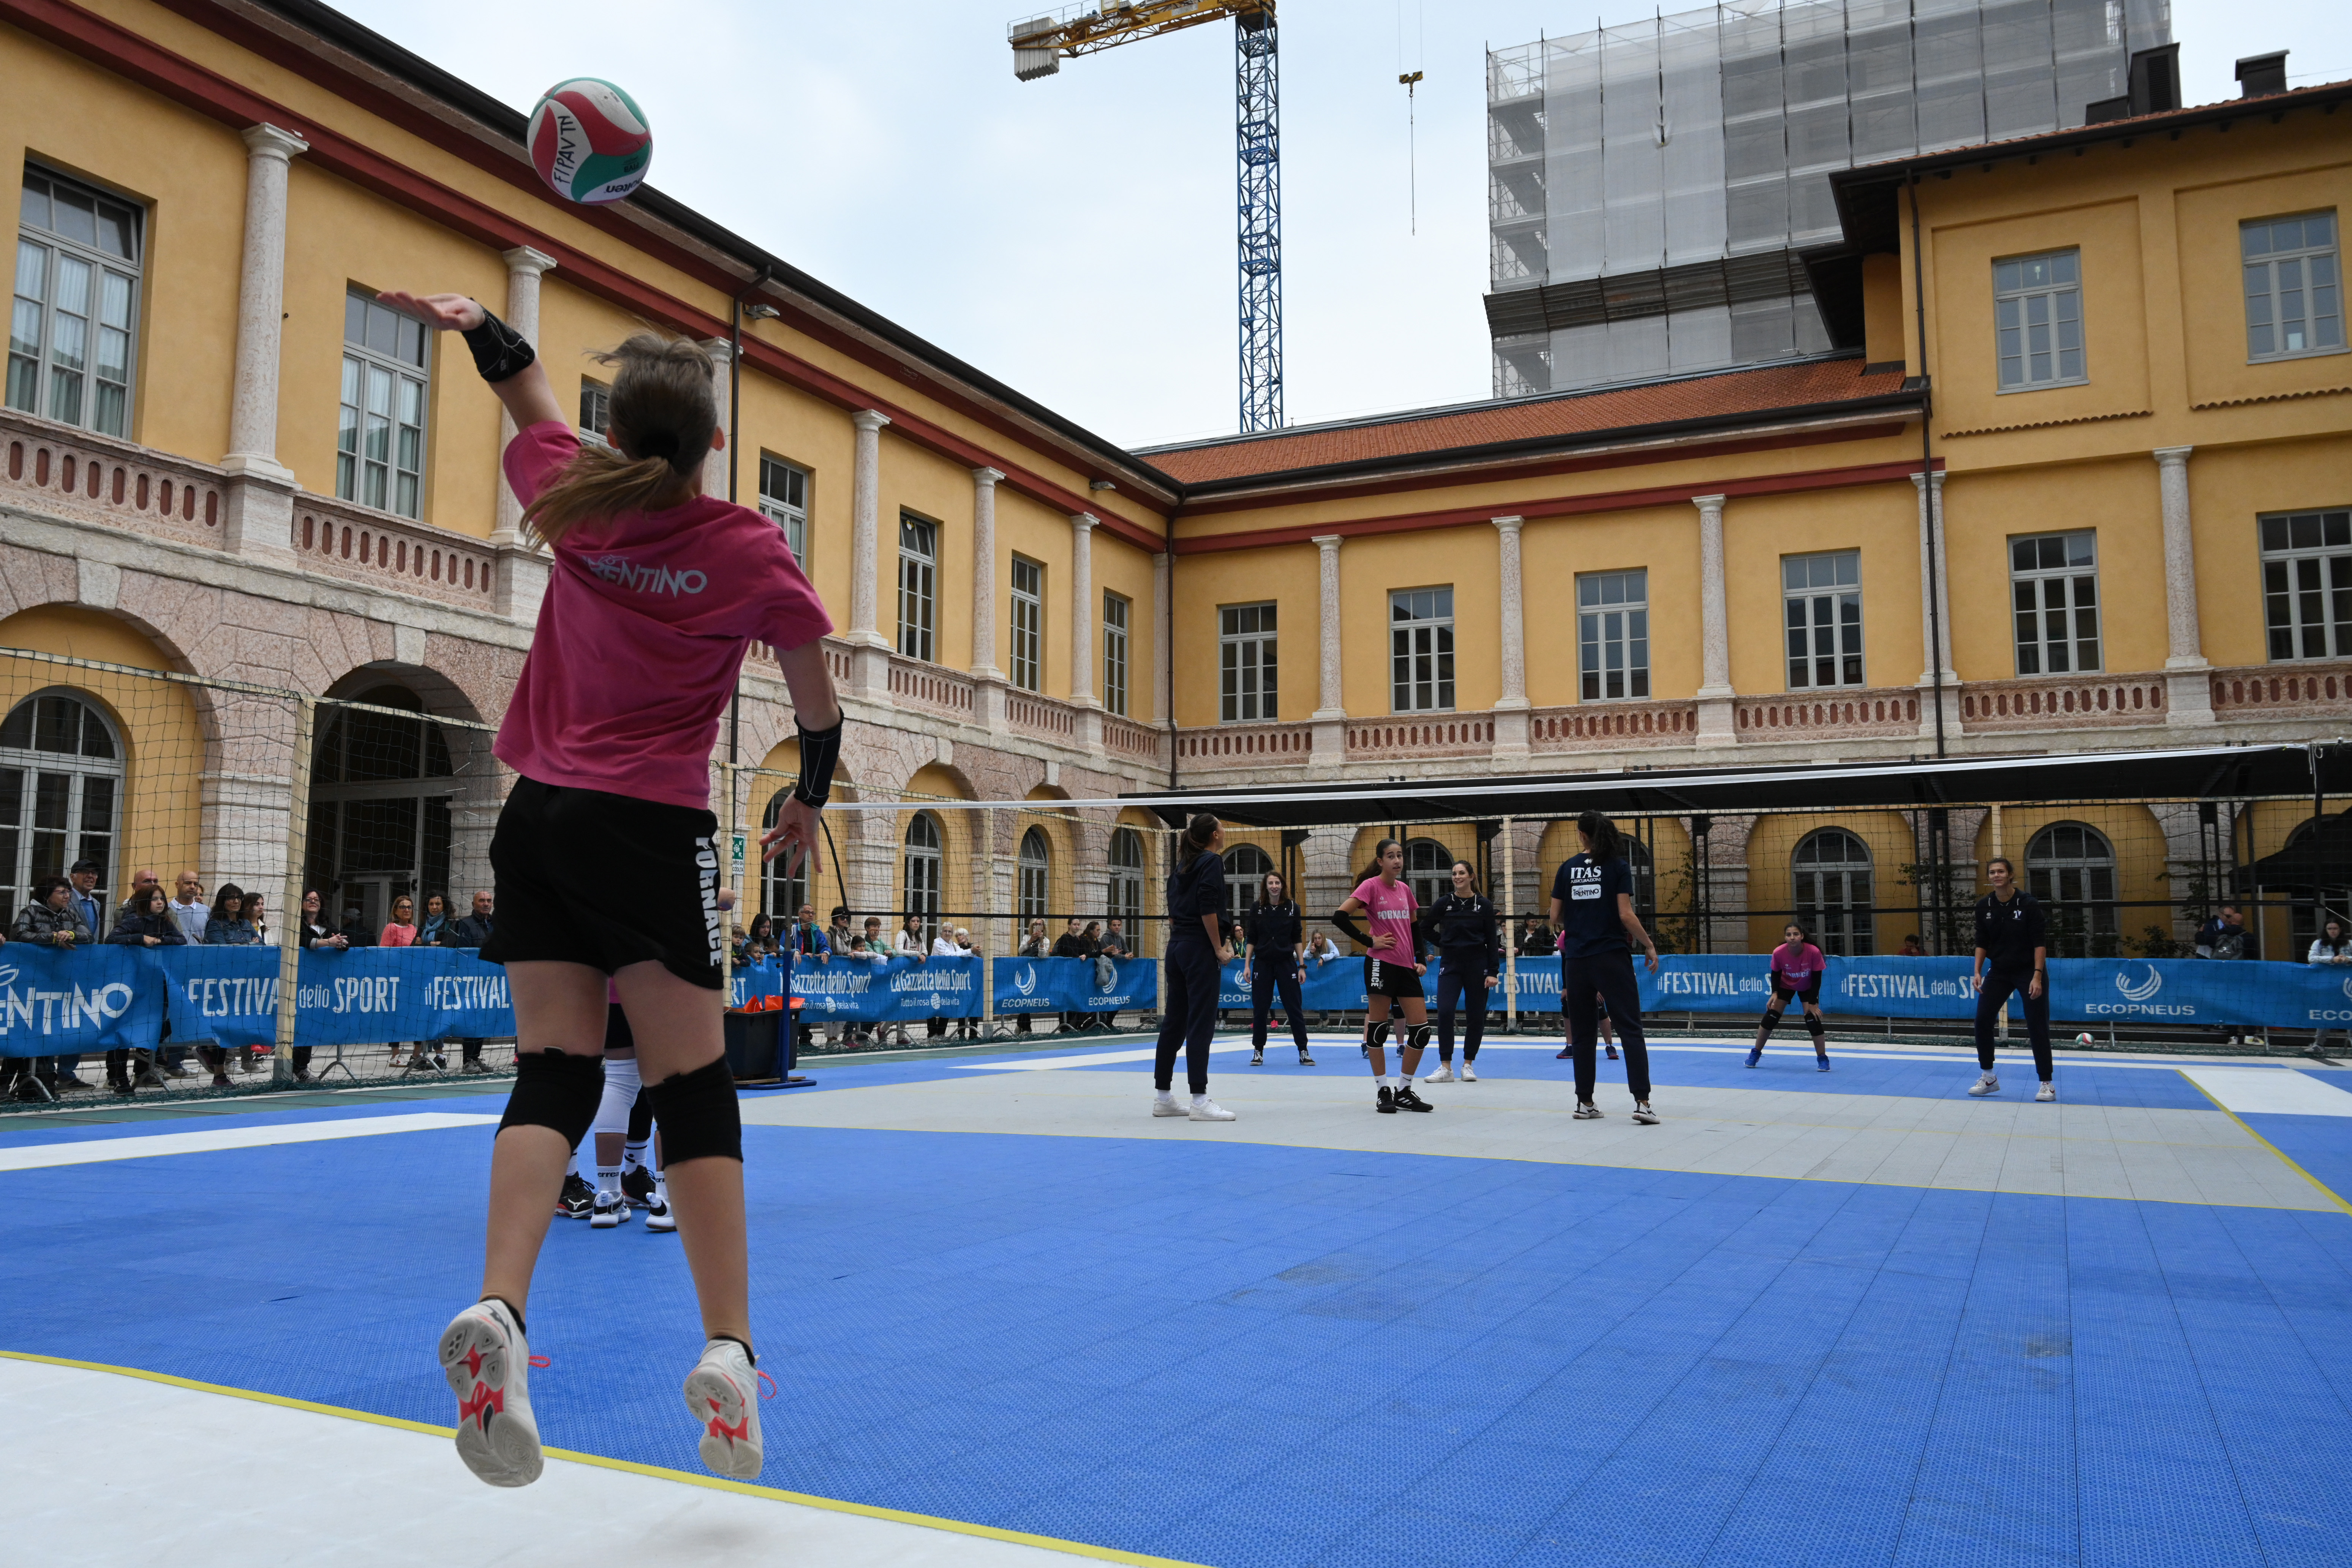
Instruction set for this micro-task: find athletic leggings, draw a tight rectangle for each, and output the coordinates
[1563,952,1650,1102]
[1974,967,2053,1080]
[1250,957,1308,1051]
[1155,940,1220,1094]
[1434,959,1489,1062]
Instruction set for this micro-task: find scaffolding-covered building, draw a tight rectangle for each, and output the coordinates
[1486,0,2172,397]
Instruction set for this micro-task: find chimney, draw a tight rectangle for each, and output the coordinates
[2128,44,2181,116]
[2236,52,2289,98]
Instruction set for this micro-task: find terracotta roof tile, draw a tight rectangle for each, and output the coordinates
[1143,356,1911,485]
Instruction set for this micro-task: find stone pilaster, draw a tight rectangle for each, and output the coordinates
[846,409,891,696]
[1152,548,1172,734]
[1492,515,1530,756]
[1069,512,1102,752]
[2156,446,2215,726]
[490,247,556,549]
[1693,493,1735,746]
[698,336,734,502]
[1311,534,1346,765]
[970,467,1006,730]
[220,123,308,563]
[1913,471,1961,740]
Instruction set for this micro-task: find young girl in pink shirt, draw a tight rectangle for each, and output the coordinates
[1748,922,1831,1070]
[377,287,841,1491]
[1334,838,1434,1115]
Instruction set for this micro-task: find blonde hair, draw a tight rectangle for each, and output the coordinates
[523,333,717,544]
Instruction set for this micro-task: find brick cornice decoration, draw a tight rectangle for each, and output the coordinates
[1170,457,1944,555]
[4,0,1166,552]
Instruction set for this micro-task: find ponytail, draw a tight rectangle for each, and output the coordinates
[522,333,716,545]
[1181,814,1219,857]
[1576,810,1624,862]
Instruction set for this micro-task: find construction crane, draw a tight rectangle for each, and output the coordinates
[1008,2,1283,433]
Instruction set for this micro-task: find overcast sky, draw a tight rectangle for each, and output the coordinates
[338,0,2348,450]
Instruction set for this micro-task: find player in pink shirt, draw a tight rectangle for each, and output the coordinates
[1747,922,1831,1071]
[378,288,841,1492]
[1334,838,1435,1114]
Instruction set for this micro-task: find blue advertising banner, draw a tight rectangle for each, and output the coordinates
[1822,957,1979,1020]
[991,957,1154,1017]
[158,945,280,1047]
[0,944,160,1056]
[292,948,515,1046]
[730,958,789,1012]
[991,956,1068,1016]
[800,955,983,1023]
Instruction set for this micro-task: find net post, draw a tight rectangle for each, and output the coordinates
[985,805,1001,1036]
[1500,814,1518,1033]
[272,694,315,1084]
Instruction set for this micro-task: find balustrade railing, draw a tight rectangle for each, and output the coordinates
[1528,701,1699,751]
[2207,664,2352,718]
[1102,711,1166,765]
[2,411,224,547]
[291,495,496,609]
[1007,689,1076,741]
[1348,717,1497,758]
[1177,721,1312,765]
[888,656,976,720]
[1736,690,1920,740]
[1961,675,2165,730]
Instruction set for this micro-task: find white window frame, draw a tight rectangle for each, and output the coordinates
[1102,590,1131,718]
[1577,570,1649,702]
[897,514,937,662]
[1405,838,1452,911]
[760,788,808,925]
[1783,550,1865,690]
[579,378,610,443]
[2242,211,2343,364]
[11,165,142,439]
[2025,820,2119,958]
[903,812,942,944]
[0,688,124,931]
[1219,602,1277,723]
[1222,842,1272,929]
[1018,827,1050,920]
[2261,507,2352,662]
[1108,828,1145,931]
[1993,249,2085,392]
[338,289,431,519]
[1389,586,1455,714]
[1792,827,1875,957]
[2009,531,2102,676]
[759,455,809,568]
[1010,556,1043,692]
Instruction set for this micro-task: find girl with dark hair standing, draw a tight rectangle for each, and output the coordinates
[1154,814,1237,1121]
[1242,870,1314,1067]
[1748,922,1830,1071]
[1335,838,1434,1114]
[1423,860,1500,1084]
[1548,812,1661,1123]
[1971,855,2054,1100]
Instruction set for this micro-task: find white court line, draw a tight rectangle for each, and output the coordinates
[954,1037,2315,1075]
[2179,1068,2352,1117]
[0,1111,501,1172]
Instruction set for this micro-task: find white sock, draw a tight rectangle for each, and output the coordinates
[1190,1092,1208,1108]
[1399,1073,1413,1087]
[652,1166,668,1201]
[622,1140,647,1174]
[1155,1087,1177,1103]
[596,1164,620,1200]
[565,1151,579,1178]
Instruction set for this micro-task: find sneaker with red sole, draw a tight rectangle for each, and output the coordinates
[684,1339,762,1479]
[436,1298,541,1487]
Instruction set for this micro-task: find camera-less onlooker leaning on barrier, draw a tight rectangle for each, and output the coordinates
[291,890,350,1083]
[2197,903,2252,1042]
[200,885,262,1083]
[434,891,496,1073]
[5,876,96,1098]
[106,885,186,1093]
[168,870,209,947]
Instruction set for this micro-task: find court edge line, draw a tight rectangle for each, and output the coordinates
[2174,1071,2352,1216]
[0,1349,1209,1568]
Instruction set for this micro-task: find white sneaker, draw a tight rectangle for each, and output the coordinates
[1461,1062,1478,1082]
[1631,1102,1660,1125]
[1425,1065,1454,1084]
[590,1192,630,1229]
[1188,1098,1237,1122]
[1151,1097,1189,1118]
[1969,1073,2001,1096]
[684,1338,762,1479]
[642,1195,677,1232]
[437,1299,541,1487]
[2035,1082,2056,1102]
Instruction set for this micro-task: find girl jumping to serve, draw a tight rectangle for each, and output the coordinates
[380,289,842,1489]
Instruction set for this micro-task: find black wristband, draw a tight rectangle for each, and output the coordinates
[791,716,843,809]
[460,305,536,383]
[1331,909,1369,948]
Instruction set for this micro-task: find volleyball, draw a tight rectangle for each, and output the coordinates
[2076,1032,2094,1046]
[527,78,651,204]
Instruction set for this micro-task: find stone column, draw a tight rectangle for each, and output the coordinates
[1152,548,1173,736]
[846,409,892,696]
[698,336,733,501]
[1913,471,1960,739]
[219,123,308,561]
[490,247,556,621]
[970,467,1007,730]
[1492,516,1531,757]
[1311,534,1346,765]
[2155,446,2215,725]
[1693,494,1736,746]
[1069,512,1103,752]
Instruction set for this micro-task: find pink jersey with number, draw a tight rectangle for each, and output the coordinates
[495,421,833,811]
[1771,942,1826,989]
[1350,876,1419,959]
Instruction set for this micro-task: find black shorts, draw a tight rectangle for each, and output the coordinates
[1364,956,1423,997]
[1772,979,1822,1007]
[481,776,724,989]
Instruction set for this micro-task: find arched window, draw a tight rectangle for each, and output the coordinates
[760,790,809,927]
[903,813,942,943]
[1405,837,1453,910]
[1794,828,1875,956]
[1018,827,1051,921]
[2026,821,2118,957]
[1222,842,1273,929]
[307,684,455,936]
[1107,828,1145,933]
[0,689,123,928]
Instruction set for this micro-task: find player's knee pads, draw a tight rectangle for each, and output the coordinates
[646,1058,741,1166]
[1407,1023,1434,1053]
[1367,1020,1391,1050]
[1761,1003,1785,1029]
[499,1050,606,1149]
[1805,1013,1827,1040]
[592,1053,641,1138]
[626,1083,655,1143]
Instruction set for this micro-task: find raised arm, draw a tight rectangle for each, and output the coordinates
[376,291,565,430]
[758,639,844,879]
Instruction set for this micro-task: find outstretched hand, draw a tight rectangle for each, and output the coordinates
[375,291,484,332]
[761,798,823,880]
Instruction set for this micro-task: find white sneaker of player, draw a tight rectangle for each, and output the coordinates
[590,1191,630,1229]
[684,1339,762,1480]
[1152,1095,1190,1118]
[1188,1098,1237,1122]
[1969,1072,2001,1096]
[2036,1082,2056,1102]
[1424,1065,1454,1084]
[437,1298,542,1487]
[642,1195,677,1232]
[1460,1061,1478,1082]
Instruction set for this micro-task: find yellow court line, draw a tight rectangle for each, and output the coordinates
[0,1349,1208,1568]
[2175,1072,2352,1217]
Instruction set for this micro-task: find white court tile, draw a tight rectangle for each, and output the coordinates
[2178,1067,2352,1118]
[0,1111,501,1173]
[0,1356,1106,1567]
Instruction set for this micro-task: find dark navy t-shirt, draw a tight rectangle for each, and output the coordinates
[1551,853,1633,958]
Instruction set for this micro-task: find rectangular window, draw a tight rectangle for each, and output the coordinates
[1219,602,1277,722]
[1577,570,1649,701]
[338,290,430,518]
[897,514,936,662]
[1102,591,1130,717]
[2009,531,2102,675]
[1993,249,2085,391]
[1783,551,1865,689]
[2243,212,2343,362]
[2262,508,2352,661]
[1009,555,1043,692]
[10,166,142,438]
[579,378,610,441]
[1389,587,1455,713]
[758,455,809,567]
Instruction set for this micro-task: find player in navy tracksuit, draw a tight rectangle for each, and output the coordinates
[1971,856,2055,1101]
[1548,812,1661,1124]
[1421,861,1500,1083]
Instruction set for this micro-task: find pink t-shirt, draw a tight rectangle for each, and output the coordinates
[496,422,834,811]
[1771,942,1826,988]
[379,923,417,948]
[1350,876,1419,961]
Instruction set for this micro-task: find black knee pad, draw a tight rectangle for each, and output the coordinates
[1367,1021,1391,1050]
[1805,1014,1827,1041]
[646,1058,741,1166]
[626,1084,655,1143]
[1407,1023,1434,1053]
[498,1050,605,1148]
[1761,1004,1785,1030]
